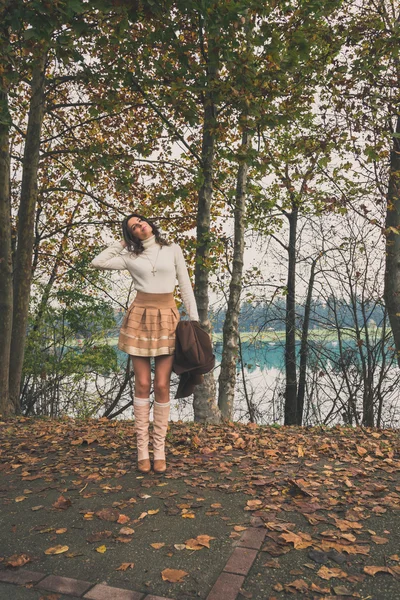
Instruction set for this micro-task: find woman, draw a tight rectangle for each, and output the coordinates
[91,213,199,474]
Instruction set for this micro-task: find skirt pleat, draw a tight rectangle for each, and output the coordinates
[118,292,179,357]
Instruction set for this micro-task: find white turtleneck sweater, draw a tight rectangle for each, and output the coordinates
[91,236,199,321]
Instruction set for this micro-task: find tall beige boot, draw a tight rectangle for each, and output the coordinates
[152,400,170,474]
[133,397,151,473]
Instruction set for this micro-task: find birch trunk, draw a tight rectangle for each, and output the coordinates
[384,114,400,367]
[284,204,298,425]
[8,53,47,412]
[0,88,13,415]
[218,130,250,420]
[193,32,220,424]
[296,256,317,425]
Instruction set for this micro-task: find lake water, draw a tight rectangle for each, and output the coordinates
[111,338,400,427]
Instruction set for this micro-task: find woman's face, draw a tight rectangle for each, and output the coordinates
[127,216,153,241]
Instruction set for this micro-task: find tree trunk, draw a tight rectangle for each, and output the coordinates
[384,114,400,367]
[218,129,251,420]
[284,204,298,425]
[297,256,317,425]
[0,88,13,415]
[193,31,220,424]
[8,52,47,412]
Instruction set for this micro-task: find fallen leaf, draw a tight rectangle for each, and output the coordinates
[161,568,188,582]
[52,496,72,510]
[86,531,112,543]
[6,554,31,567]
[332,585,355,596]
[263,558,281,568]
[119,527,135,536]
[44,545,69,555]
[55,528,67,534]
[174,544,186,551]
[371,536,389,545]
[150,543,165,549]
[15,496,27,502]
[279,532,313,550]
[317,565,348,580]
[246,499,263,509]
[185,538,204,551]
[372,506,387,514]
[196,535,215,548]
[31,505,44,511]
[364,565,400,577]
[116,562,135,571]
[356,446,368,456]
[285,579,308,593]
[117,514,130,524]
[96,508,120,522]
[95,545,107,553]
[182,512,195,519]
[148,509,159,515]
[334,519,362,532]
[310,582,330,593]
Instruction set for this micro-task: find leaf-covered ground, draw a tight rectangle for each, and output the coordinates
[0,417,399,599]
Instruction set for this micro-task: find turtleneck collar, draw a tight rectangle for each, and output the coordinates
[142,235,156,249]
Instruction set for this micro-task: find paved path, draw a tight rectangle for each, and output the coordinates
[0,519,265,600]
[1,418,400,599]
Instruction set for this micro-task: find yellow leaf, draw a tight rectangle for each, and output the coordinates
[44,545,69,555]
[182,512,195,519]
[15,496,27,502]
[148,509,159,515]
[55,528,68,534]
[150,543,165,549]
[96,545,107,553]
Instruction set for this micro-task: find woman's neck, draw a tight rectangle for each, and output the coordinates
[142,235,156,249]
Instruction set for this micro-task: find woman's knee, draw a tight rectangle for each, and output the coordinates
[153,379,170,397]
[135,377,151,397]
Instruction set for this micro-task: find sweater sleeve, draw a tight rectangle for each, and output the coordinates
[91,241,128,270]
[174,244,200,321]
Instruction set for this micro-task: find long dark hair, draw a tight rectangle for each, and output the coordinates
[121,213,170,255]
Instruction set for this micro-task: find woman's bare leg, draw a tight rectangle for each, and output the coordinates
[154,354,174,403]
[152,354,174,473]
[132,356,152,398]
[131,356,152,473]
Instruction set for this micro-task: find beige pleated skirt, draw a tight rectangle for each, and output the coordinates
[118,291,180,357]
